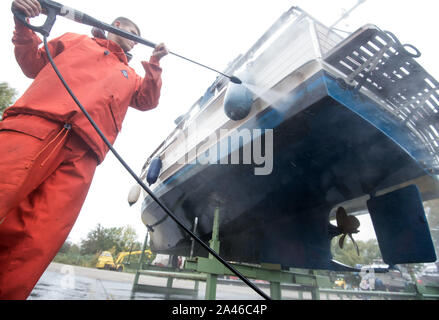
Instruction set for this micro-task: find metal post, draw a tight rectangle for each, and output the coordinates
[310,270,320,300]
[328,0,366,30]
[190,217,200,295]
[209,208,221,254]
[130,231,149,299]
[408,266,424,300]
[167,277,174,289]
[205,274,218,300]
[190,217,199,258]
[205,207,220,300]
[270,282,282,300]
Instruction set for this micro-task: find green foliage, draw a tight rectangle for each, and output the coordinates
[53,252,99,268]
[79,223,141,257]
[331,237,382,266]
[425,199,439,258]
[53,240,97,267]
[53,224,147,268]
[0,82,17,119]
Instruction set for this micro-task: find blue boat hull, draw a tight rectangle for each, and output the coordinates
[142,70,432,270]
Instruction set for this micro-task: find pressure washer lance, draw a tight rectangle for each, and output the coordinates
[12,0,269,300]
[11,0,242,85]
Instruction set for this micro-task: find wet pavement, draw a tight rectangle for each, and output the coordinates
[28,263,272,300]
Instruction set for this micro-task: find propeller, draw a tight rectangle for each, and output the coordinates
[336,207,360,256]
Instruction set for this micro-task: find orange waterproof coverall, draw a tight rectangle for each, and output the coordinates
[0,19,163,299]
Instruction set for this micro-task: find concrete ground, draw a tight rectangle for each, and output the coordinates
[31,262,316,300]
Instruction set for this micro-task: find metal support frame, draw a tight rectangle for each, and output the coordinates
[130,208,439,300]
[205,207,220,300]
[184,207,333,300]
[130,232,201,299]
[130,207,333,300]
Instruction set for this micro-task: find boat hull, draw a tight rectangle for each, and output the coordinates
[141,71,434,270]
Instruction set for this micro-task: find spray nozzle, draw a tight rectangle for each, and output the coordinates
[229,76,243,85]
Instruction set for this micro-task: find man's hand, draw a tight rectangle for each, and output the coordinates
[12,0,42,18]
[152,43,169,61]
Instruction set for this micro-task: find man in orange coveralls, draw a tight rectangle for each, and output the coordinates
[0,0,169,299]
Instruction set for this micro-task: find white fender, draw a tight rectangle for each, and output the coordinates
[127,184,141,206]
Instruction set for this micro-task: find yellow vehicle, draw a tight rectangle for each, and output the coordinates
[96,251,114,270]
[334,277,347,289]
[96,250,153,272]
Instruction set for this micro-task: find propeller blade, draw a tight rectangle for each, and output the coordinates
[336,207,360,233]
[339,234,347,249]
[336,207,348,227]
[348,233,360,256]
[348,216,360,231]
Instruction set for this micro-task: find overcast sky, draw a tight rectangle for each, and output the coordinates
[1,0,438,245]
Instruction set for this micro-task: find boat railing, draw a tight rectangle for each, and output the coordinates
[142,7,439,177]
[142,6,439,177]
[324,25,439,172]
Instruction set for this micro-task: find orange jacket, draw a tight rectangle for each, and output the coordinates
[4,19,163,163]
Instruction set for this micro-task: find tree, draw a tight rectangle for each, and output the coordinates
[80,223,110,255]
[58,240,73,254]
[424,199,439,259]
[0,82,17,119]
[331,238,382,266]
[80,223,141,256]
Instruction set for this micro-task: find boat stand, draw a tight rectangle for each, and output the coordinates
[183,207,333,300]
[131,207,439,300]
[130,232,204,300]
[130,207,332,300]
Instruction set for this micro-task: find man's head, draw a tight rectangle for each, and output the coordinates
[107,17,140,52]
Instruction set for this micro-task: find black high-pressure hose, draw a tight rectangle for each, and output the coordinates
[42,36,271,301]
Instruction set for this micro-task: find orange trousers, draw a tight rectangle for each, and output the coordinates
[0,116,97,299]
